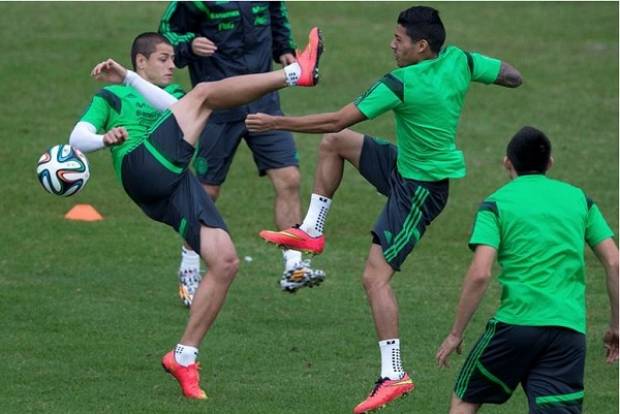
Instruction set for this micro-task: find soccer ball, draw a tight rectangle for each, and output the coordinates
[36,144,90,197]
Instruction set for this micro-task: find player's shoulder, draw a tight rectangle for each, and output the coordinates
[92,85,130,112]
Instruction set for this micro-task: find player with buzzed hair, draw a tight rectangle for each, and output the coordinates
[249,6,522,412]
[69,28,323,400]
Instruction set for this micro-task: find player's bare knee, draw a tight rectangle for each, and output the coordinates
[213,253,239,281]
[319,132,345,154]
[361,271,387,292]
[271,167,300,196]
[193,82,214,108]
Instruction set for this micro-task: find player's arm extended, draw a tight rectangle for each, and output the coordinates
[245,103,366,134]
[494,61,522,88]
[91,59,178,112]
[593,238,620,363]
[436,245,496,367]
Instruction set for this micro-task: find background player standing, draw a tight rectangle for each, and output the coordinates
[436,126,619,414]
[159,1,324,304]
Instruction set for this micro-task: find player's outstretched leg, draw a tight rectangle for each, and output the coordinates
[259,130,365,255]
[169,27,323,149]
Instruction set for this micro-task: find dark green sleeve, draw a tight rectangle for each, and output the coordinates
[79,93,112,133]
[269,1,296,62]
[354,72,403,119]
[468,201,501,251]
[159,1,201,68]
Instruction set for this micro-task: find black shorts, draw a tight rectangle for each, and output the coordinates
[193,118,299,184]
[455,319,585,414]
[121,111,227,253]
[359,136,449,271]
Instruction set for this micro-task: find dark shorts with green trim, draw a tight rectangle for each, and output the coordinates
[194,118,298,185]
[455,319,585,414]
[359,136,449,271]
[121,111,227,253]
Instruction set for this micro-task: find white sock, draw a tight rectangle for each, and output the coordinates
[379,339,404,380]
[300,194,332,237]
[180,246,200,272]
[284,62,301,86]
[283,249,303,271]
[174,344,199,367]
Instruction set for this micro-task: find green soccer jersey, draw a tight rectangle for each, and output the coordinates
[80,83,185,178]
[469,175,614,334]
[354,45,501,181]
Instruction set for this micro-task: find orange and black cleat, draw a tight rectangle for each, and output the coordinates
[296,27,324,87]
[259,226,325,255]
[353,373,415,413]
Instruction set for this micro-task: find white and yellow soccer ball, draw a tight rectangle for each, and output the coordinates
[36,144,90,197]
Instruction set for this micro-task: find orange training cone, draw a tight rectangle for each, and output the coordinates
[64,204,104,221]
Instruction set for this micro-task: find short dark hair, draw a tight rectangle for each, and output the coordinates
[397,6,445,53]
[130,32,171,70]
[506,126,552,175]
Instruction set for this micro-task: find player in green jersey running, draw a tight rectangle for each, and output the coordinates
[248,6,522,412]
[436,126,619,414]
[69,29,323,400]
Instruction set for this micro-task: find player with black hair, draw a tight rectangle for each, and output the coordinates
[69,28,322,401]
[248,5,522,413]
[436,126,619,414]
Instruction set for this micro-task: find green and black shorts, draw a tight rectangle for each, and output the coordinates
[455,319,585,414]
[359,135,449,271]
[121,110,227,253]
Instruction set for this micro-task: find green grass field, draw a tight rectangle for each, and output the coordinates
[1,2,617,413]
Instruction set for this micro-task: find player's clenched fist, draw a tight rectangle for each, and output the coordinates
[103,127,128,146]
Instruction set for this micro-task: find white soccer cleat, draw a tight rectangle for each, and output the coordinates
[178,267,202,307]
[280,259,326,293]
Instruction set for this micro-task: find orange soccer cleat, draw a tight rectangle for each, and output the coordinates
[259,226,325,255]
[353,373,415,414]
[296,27,324,86]
[161,351,207,400]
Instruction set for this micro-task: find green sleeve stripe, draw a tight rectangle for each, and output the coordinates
[159,2,197,46]
[279,2,296,49]
[536,391,584,406]
[476,361,512,395]
[96,89,122,113]
[192,1,210,14]
[178,217,188,238]
[479,201,498,217]
[464,51,474,75]
[380,73,404,102]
